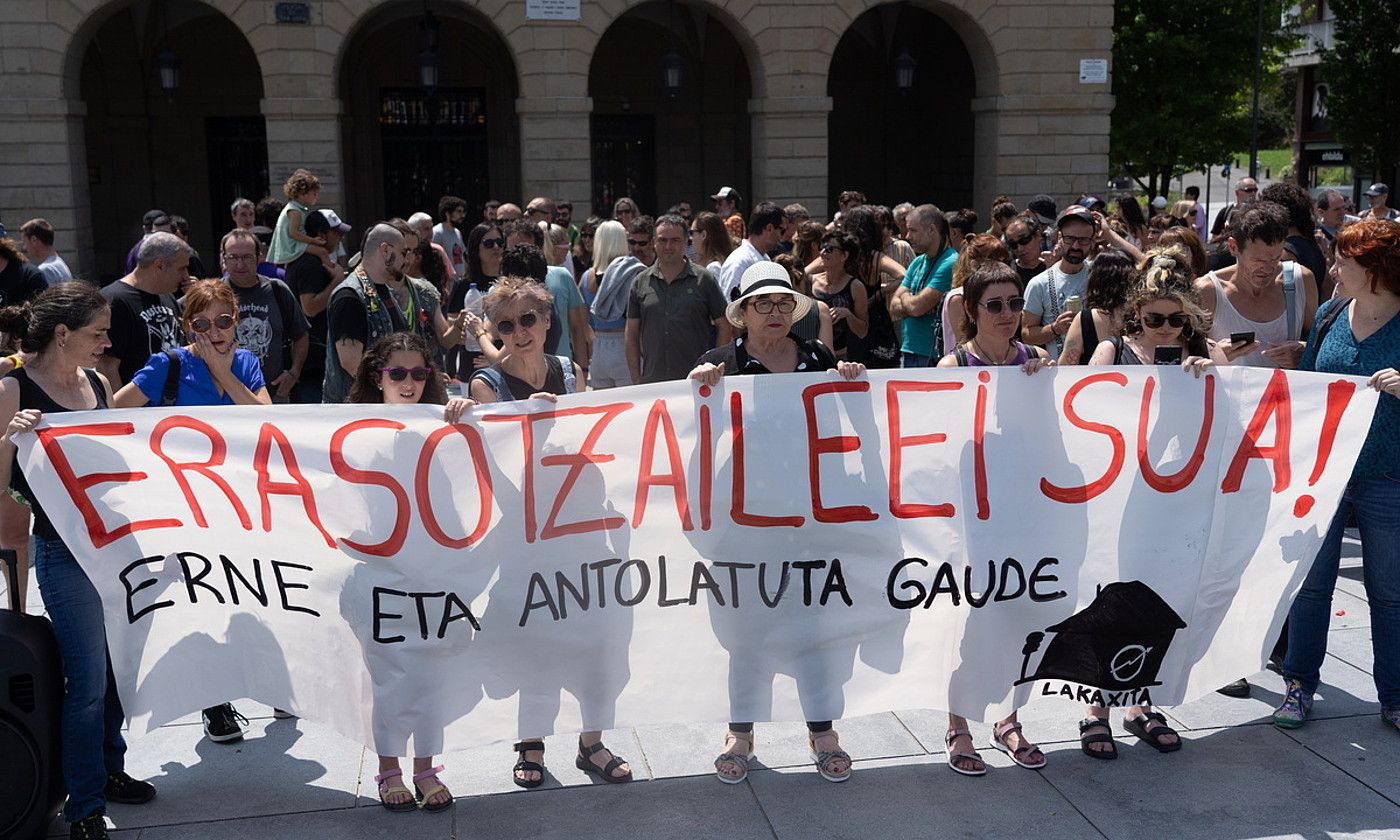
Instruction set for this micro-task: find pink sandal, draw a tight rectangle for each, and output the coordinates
[412,764,453,812]
[374,768,415,812]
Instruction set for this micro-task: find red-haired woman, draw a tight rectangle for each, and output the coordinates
[1276,219,1400,731]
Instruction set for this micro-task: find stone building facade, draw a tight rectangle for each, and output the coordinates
[0,0,1113,282]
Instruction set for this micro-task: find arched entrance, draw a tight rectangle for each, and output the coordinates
[588,2,752,216]
[79,0,266,282]
[339,2,520,227]
[828,3,976,214]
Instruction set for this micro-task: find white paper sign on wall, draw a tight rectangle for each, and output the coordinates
[1079,58,1109,84]
[526,0,580,21]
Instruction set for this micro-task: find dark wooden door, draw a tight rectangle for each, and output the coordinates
[205,116,269,243]
[380,88,490,220]
[591,114,656,216]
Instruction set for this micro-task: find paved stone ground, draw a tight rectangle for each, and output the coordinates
[12,529,1398,840]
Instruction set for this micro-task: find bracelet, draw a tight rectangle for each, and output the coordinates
[474,329,486,338]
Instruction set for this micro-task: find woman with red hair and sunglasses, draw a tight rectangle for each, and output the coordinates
[111,279,271,749]
[1275,219,1400,732]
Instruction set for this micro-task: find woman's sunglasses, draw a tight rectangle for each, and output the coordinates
[495,311,539,335]
[819,244,842,254]
[978,297,1026,314]
[379,366,431,382]
[1142,312,1189,329]
[189,313,236,333]
[481,237,505,249]
[1005,234,1035,248]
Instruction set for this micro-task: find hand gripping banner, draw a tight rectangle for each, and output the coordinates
[15,366,1377,755]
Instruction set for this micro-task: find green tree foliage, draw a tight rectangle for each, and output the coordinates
[1319,0,1400,179]
[1110,0,1295,197]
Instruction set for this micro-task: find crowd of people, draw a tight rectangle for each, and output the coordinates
[1,171,1398,839]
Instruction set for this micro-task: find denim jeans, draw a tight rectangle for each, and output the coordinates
[32,536,128,822]
[901,352,932,368]
[1283,474,1400,709]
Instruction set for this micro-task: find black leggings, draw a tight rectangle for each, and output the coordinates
[729,721,832,734]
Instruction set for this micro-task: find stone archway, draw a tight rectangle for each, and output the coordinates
[77,0,265,283]
[587,1,754,216]
[827,2,981,215]
[338,1,521,228]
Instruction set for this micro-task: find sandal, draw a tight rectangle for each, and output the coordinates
[1124,710,1182,753]
[412,765,453,813]
[944,729,987,776]
[809,730,853,783]
[576,737,633,783]
[714,730,754,785]
[512,740,546,789]
[991,721,1046,770]
[1078,717,1117,760]
[374,768,416,812]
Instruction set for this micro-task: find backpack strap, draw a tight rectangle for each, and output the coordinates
[1282,261,1298,341]
[1312,297,1348,351]
[556,355,576,393]
[469,366,513,403]
[953,345,970,367]
[161,349,182,407]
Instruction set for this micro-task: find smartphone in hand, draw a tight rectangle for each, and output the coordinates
[1230,331,1255,346]
[1154,345,1184,365]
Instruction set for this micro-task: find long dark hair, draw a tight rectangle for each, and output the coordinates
[838,206,884,287]
[465,222,501,285]
[417,240,448,293]
[1084,248,1136,314]
[347,332,448,405]
[0,281,109,354]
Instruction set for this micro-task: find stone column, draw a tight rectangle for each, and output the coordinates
[261,97,346,215]
[748,96,833,218]
[975,92,1114,207]
[0,94,97,279]
[516,95,595,216]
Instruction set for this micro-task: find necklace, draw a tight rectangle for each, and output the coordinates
[971,337,1016,365]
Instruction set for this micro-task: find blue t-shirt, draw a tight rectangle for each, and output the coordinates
[131,347,266,407]
[1302,302,1400,478]
[899,247,956,355]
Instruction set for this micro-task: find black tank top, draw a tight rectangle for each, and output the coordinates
[9,367,108,541]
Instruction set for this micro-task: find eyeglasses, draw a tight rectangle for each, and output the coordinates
[481,238,505,249]
[819,244,842,254]
[189,313,236,332]
[526,207,548,216]
[495,311,540,335]
[628,239,651,249]
[221,252,256,262]
[1240,187,1259,193]
[978,297,1026,314]
[748,298,797,315]
[379,366,431,382]
[1005,234,1035,248]
[1060,234,1093,246]
[1141,312,1189,329]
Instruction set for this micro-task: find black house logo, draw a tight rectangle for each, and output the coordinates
[1015,581,1187,690]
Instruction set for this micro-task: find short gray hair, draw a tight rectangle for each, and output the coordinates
[407,212,433,229]
[362,222,403,255]
[230,197,254,215]
[137,231,192,267]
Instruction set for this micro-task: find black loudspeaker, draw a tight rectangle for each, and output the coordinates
[0,548,65,839]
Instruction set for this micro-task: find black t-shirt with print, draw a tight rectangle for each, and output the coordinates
[100,280,184,385]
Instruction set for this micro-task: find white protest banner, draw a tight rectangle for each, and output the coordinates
[16,366,1376,755]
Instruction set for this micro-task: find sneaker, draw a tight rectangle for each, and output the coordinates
[1383,708,1400,731]
[104,771,156,804]
[202,702,248,743]
[1272,680,1313,729]
[69,813,109,840]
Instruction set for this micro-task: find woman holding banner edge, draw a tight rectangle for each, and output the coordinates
[347,331,475,811]
[689,261,866,785]
[0,282,158,840]
[1275,218,1400,731]
[935,260,1052,774]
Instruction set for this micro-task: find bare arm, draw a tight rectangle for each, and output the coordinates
[335,337,363,377]
[111,381,151,408]
[817,301,835,350]
[1022,308,1073,348]
[1058,310,1087,365]
[847,280,870,339]
[569,304,592,369]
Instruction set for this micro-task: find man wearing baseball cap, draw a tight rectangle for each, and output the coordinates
[1361,184,1398,222]
[712,186,744,239]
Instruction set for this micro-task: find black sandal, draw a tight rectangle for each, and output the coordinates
[1124,710,1182,753]
[575,737,633,783]
[1078,717,1117,760]
[512,739,546,789]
